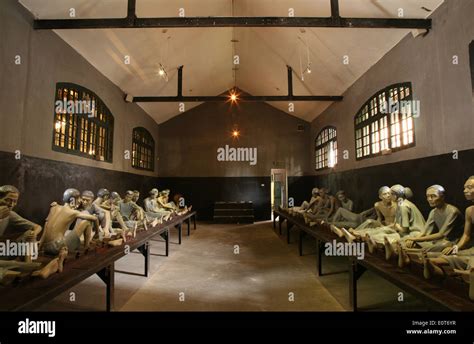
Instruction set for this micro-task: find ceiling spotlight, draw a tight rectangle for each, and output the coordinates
[232,129,240,138]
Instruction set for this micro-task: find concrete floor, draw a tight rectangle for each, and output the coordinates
[37,221,428,312]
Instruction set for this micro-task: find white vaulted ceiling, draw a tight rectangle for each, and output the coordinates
[19,0,444,123]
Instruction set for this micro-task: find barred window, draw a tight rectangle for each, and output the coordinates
[132,127,155,171]
[355,83,415,160]
[315,126,337,171]
[52,83,114,162]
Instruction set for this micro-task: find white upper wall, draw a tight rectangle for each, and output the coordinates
[310,0,474,175]
[0,0,160,176]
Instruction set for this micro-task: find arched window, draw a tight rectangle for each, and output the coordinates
[355,82,415,160]
[315,126,337,171]
[132,127,155,171]
[52,83,114,162]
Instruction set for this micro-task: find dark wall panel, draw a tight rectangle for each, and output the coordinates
[315,149,474,217]
[0,151,316,223]
[0,151,157,225]
[157,176,316,221]
[157,177,270,221]
[5,150,472,225]
[288,176,319,208]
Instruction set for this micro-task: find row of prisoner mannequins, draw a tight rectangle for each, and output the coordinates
[283,178,474,300]
[0,186,191,286]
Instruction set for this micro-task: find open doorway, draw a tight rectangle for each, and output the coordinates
[271,169,287,220]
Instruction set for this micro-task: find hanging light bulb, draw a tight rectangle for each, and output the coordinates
[298,34,312,81]
[157,36,171,82]
[305,35,311,75]
[157,63,168,82]
[299,37,304,81]
[228,89,239,103]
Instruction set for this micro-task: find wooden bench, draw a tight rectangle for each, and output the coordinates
[349,254,474,312]
[170,210,197,244]
[0,211,197,311]
[273,209,474,311]
[273,209,342,276]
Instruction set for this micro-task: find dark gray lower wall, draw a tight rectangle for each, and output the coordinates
[0,151,316,223]
[315,149,474,217]
[4,148,472,225]
[0,151,157,225]
[157,176,317,221]
[287,176,319,210]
